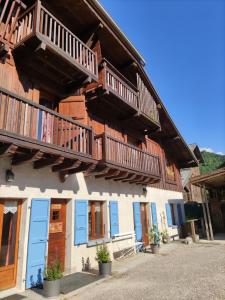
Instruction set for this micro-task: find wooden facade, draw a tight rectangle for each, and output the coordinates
[0,0,197,187]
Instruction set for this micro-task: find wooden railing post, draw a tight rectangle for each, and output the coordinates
[33,0,41,34]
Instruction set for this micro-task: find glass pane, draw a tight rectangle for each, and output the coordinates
[95,202,102,237]
[0,202,18,267]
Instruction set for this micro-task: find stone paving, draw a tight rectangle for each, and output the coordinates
[71,241,225,300]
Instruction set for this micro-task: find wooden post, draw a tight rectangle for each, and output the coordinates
[201,186,210,240]
[203,185,214,241]
[190,220,197,243]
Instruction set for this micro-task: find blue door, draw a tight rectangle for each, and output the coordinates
[26,199,50,289]
[133,202,142,241]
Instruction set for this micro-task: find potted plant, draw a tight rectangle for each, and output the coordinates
[96,243,112,276]
[43,261,63,298]
[161,229,170,244]
[149,225,161,254]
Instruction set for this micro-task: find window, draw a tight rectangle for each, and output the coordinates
[88,201,104,240]
[165,157,176,182]
[170,204,176,226]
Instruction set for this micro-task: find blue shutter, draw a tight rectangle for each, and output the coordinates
[74,200,88,245]
[133,202,142,241]
[151,202,158,227]
[26,198,50,289]
[177,203,184,225]
[165,203,172,227]
[109,201,119,237]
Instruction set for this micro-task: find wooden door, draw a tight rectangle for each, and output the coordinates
[140,203,149,246]
[0,200,21,291]
[48,199,66,271]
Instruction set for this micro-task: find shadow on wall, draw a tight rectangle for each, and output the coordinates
[0,158,144,198]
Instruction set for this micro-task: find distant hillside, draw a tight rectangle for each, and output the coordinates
[200,151,225,174]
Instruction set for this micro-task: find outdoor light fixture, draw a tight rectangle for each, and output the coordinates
[143,186,147,195]
[6,169,15,182]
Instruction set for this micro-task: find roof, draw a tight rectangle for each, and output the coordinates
[189,144,204,163]
[191,167,225,188]
[85,0,146,66]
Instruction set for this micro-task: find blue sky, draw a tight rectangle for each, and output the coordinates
[99,0,225,155]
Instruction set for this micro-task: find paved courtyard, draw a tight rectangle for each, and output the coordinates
[71,242,225,300]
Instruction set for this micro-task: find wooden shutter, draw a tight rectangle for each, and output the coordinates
[74,200,88,245]
[109,201,119,237]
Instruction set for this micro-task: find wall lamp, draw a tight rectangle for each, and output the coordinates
[6,169,15,182]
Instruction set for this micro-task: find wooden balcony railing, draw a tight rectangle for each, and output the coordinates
[137,74,160,125]
[13,0,98,79]
[95,133,161,177]
[0,0,26,45]
[101,59,139,109]
[0,87,93,156]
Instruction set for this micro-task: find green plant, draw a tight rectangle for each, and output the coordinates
[161,229,169,240]
[149,225,161,245]
[96,244,111,263]
[45,261,63,281]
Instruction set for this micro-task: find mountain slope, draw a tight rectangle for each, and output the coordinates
[200,151,225,175]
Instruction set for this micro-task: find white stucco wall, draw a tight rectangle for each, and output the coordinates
[0,157,184,293]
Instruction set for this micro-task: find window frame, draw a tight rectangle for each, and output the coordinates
[88,201,105,240]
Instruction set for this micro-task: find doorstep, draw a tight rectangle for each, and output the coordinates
[0,243,177,300]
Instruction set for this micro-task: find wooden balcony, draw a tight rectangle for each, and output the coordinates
[0,86,97,178]
[12,1,98,91]
[136,74,160,131]
[93,133,161,185]
[86,59,139,119]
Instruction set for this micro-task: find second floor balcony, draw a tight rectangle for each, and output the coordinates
[12,0,98,88]
[86,59,139,119]
[0,86,96,177]
[94,133,161,184]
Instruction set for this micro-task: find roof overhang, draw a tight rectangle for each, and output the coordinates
[191,167,225,189]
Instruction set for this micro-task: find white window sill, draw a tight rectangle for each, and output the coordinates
[87,238,111,247]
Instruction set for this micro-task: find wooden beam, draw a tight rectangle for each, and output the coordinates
[34,156,64,169]
[67,162,96,175]
[52,159,81,172]
[95,168,113,178]
[84,164,98,176]
[84,22,104,48]
[85,165,110,177]
[12,150,44,165]
[105,170,121,180]
[113,171,130,181]
[119,173,136,182]
[129,175,144,184]
[0,144,18,156]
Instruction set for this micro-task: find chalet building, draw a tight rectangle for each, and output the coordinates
[191,165,225,240]
[0,0,198,293]
[181,144,204,203]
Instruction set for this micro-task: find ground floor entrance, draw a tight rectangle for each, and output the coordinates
[0,200,21,291]
[48,199,67,271]
[140,203,149,246]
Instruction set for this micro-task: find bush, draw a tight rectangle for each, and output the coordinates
[45,261,63,281]
[149,225,161,245]
[96,244,111,263]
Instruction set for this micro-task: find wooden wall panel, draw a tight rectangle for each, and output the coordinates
[58,96,88,125]
[0,59,38,103]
